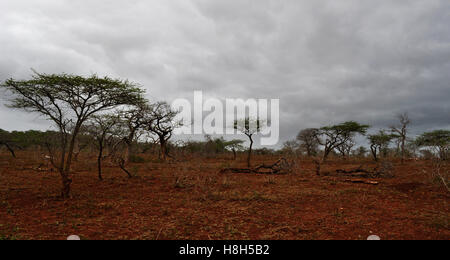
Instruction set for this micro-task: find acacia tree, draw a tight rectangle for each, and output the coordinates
[297,128,319,157]
[368,130,394,162]
[316,121,370,162]
[147,102,181,161]
[416,130,450,160]
[390,113,411,164]
[234,117,266,167]
[119,101,153,162]
[1,72,145,198]
[86,114,121,180]
[225,139,245,160]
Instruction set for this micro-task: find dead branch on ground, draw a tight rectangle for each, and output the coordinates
[220,158,294,175]
[344,179,379,185]
[335,161,394,178]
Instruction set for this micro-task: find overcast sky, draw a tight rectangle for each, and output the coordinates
[0,0,449,147]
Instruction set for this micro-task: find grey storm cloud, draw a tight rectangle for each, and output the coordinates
[0,0,449,146]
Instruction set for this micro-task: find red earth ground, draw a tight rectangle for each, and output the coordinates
[0,151,448,240]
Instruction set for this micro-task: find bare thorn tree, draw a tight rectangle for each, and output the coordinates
[297,128,320,157]
[147,102,181,161]
[390,113,411,164]
[336,138,356,160]
[119,101,154,163]
[86,114,121,180]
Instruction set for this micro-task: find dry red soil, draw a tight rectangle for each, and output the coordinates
[0,152,448,240]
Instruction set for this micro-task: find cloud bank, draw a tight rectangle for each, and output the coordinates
[1,0,449,146]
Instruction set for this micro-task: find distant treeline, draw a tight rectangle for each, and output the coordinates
[2,126,448,162]
[0,129,59,150]
[0,129,276,158]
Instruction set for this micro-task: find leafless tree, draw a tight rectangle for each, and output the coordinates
[296,128,319,157]
[147,102,181,161]
[282,140,300,157]
[336,138,356,160]
[390,113,411,164]
[119,101,154,163]
[86,114,121,180]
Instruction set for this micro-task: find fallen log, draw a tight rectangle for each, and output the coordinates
[344,179,379,185]
[340,172,371,178]
[219,168,254,174]
[336,162,395,179]
[336,165,372,175]
[336,165,379,178]
[220,158,293,175]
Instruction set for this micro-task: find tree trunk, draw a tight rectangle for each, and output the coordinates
[97,141,104,181]
[232,149,237,160]
[247,135,253,167]
[439,146,446,161]
[322,147,331,163]
[124,141,132,163]
[160,138,167,161]
[371,145,378,162]
[339,149,347,160]
[401,137,405,164]
[64,128,80,175]
[3,143,16,158]
[314,160,321,176]
[61,173,72,198]
[55,130,69,198]
[161,144,166,161]
[73,138,80,162]
[61,124,81,198]
[118,159,133,178]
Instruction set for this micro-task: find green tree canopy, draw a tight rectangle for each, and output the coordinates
[368,130,394,161]
[233,117,267,167]
[1,72,146,198]
[416,130,450,160]
[318,121,370,162]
